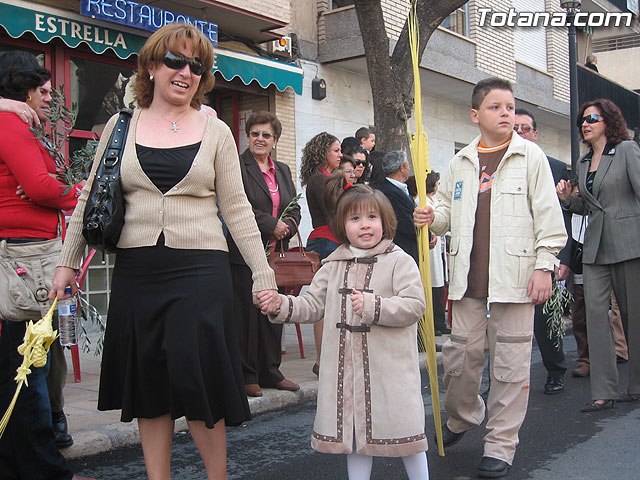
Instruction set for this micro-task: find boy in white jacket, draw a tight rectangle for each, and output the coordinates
[414,77,567,478]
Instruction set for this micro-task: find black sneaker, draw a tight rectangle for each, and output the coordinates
[477,456,510,478]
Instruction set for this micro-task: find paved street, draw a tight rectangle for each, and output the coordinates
[69,336,640,479]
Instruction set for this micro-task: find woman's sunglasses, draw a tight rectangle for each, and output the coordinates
[163,51,205,76]
[249,130,273,139]
[580,113,603,124]
[354,160,366,166]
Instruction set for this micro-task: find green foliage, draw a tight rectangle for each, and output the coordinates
[543,279,573,350]
[265,193,302,256]
[30,86,99,194]
[30,86,104,352]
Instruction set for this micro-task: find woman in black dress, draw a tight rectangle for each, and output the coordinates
[50,24,277,478]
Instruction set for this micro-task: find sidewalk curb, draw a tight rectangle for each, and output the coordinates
[62,352,442,460]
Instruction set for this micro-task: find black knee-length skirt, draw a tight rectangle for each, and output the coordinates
[97,245,251,428]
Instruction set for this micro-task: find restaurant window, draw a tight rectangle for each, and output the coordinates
[65,51,136,157]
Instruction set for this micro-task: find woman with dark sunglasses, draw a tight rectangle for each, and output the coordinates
[557,98,640,412]
[49,24,278,477]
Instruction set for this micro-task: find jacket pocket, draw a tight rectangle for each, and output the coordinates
[448,237,460,285]
[493,333,532,383]
[500,178,528,216]
[505,237,536,288]
[442,334,467,377]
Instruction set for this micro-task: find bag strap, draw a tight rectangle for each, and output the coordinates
[99,109,133,176]
[276,218,307,257]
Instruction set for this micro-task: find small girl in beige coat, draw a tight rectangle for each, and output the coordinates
[258,179,429,479]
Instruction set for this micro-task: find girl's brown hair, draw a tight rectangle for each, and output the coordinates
[577,98,630,146]
[133,23,215,109]
[325,174,397,244]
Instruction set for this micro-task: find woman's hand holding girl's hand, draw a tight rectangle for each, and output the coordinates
[413,206,434,228]
[351,289,364,316]
[49,267,78,300]
[556,179,572,204]
[256,289,281,315]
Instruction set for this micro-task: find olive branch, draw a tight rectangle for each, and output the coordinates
[30,86,99,194]
[543,278,573,350]
[265,193,302,256]
[30,86,104,354]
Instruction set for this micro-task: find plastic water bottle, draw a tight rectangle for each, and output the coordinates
[58,287,78,346]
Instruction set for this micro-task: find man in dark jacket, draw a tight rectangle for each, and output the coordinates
[376,150,419,264]
[515,108,571,395]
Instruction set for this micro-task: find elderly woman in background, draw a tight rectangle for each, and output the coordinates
[300,132,343,376]
[228,111,301,398]
[49,24,277,478]
[557,98,640,412]
[339,155,357,185]
[0,51,92,480]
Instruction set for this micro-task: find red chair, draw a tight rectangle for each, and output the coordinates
[69,248,97,383]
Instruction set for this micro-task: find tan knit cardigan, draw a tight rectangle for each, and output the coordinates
[58,108,277,292]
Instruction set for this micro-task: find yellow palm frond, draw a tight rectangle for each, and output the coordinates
[0,300,58,438]
[407,2,444,456]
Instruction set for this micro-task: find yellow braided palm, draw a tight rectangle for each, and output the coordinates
[0,300,58,438]
[407,3,444,456]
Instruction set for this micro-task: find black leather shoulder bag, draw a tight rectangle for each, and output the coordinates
[82,109,133,252]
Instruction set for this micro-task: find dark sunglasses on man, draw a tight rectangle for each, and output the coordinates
[163,51,205,76]
[579,113,603,125]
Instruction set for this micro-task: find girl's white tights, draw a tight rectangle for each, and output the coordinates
[346,452,429,480]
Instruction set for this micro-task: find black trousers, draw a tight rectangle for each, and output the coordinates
[533,303,567,377]
[0,320,73,480]
[231,264,285,386]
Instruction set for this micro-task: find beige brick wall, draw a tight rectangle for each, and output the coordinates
[317,0,328,44]
[381,0,410,41]
[469,0,516,82]
[220,0,290,25]
[274,89,298,184]
[545,0,570,102]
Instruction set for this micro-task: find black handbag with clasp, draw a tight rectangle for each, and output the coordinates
[82,109,132,252]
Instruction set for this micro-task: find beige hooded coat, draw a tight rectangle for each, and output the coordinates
[271,239,427,456]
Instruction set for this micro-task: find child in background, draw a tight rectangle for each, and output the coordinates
[259,177,429,480]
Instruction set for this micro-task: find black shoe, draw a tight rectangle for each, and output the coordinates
[52,410,74,448]
[477,457,510,478]
[435,424,465,448]
[544,375,565,395]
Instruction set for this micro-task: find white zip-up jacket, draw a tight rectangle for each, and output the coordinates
[431,131,567,303]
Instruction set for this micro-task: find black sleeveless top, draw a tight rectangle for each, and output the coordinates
[136,142,201,194]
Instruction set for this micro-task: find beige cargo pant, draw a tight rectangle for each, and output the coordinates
[442,297,534,465]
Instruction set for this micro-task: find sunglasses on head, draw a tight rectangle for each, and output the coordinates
[162,51,205,76]
[580,113,603,124]
[513,124,533,133]
[249,130,273,139]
